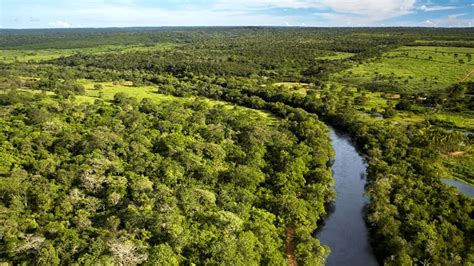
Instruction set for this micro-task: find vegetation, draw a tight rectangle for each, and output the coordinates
[0,43,178,63]
[332,46,473,92]
[0,27,473,265]
[0,91,334,265]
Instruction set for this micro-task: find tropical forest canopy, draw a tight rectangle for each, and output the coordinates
[0,27,473,265]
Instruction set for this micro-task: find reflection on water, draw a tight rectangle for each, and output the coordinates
[441,178,474,198]
[316,128,378,266]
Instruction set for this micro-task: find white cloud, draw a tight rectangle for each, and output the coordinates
[323,0,415,21]
[424,19,435,25]
[4,0,470,28]
[214,0,324,9]
[49,20,71,28]
[419,5,459,11]
[216,0,417,25]
[72,5,290,27]
[423,13,473,27]
[448,13,466,19]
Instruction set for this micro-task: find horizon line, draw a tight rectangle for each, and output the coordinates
[2,25,474,31]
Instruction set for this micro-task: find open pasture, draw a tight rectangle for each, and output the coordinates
[0,43,178,63]
[76,79,277,124]
[332,46,474,92]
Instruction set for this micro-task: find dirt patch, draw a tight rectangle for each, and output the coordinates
[285,224,298,266]
[383,93,401,99]
[443,151,467,157]
[461,68,474,83]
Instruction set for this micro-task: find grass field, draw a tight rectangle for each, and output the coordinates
[350,90,474,130]
[12,78,277,125]
[0,43,178,63]
[76,79,277,125]
[316,79,473,132]
[332,46,474,92]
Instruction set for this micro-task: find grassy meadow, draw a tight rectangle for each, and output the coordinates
[0,43,178,63]
[332,46,474,92]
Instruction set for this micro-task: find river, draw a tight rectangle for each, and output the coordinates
[441,178,474,198]
[316,127,378,266]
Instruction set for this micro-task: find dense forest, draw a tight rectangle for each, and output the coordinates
[0,91,335,264]
[1,27,473,265]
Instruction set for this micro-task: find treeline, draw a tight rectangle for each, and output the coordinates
[2,27,473,50]
[0,89,335,265]
[47,46,354,83]
[37,28,472,85]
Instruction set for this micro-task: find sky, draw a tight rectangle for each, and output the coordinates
[0,0,473,28]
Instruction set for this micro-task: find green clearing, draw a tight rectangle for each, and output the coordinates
[323,81,474,131]
[352,90,474,130]
[385,111,474,130]
[442,147,474,185]
[357,91,390,110]
[78,79,277,125]
[272,82,308,96]
[332,46,474,92]
[14,79,277,125]
[0,43,178,63]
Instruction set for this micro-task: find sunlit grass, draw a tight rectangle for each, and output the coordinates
[272,82,308,96]
[332,46,474,92]
[77,79,278,125]
[0,43,179,63]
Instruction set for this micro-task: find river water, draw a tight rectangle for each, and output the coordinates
[441,178,474,198]
[316,128,378,266]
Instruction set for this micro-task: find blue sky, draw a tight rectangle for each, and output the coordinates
[1,0,472,28]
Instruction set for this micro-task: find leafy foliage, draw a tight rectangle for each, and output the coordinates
[1,27,473,265]
[0,92,333,265]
